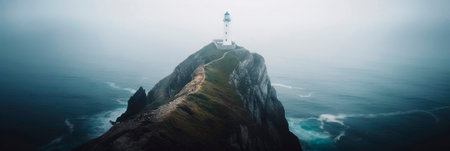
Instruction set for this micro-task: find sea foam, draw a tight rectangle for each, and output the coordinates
[272,83,304,90]
[106,82,136,94]
[85,107,126,139]
[114,98,128,105]
[288,105,450,146]
[65,119,74,134]
[298,92,313,98]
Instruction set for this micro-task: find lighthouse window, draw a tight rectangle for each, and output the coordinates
[226,24,227,27]
[225,32,227,34]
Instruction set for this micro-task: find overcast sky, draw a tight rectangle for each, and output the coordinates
[1,0,449,77]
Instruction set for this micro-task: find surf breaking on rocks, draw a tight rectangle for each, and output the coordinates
[288,105,450,146]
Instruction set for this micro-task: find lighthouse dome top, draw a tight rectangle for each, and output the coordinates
[223,12,231,22]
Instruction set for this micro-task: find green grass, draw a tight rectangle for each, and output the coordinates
[196,43,227,64]
[155,50,253,149]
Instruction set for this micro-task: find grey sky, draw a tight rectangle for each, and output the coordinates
[1,0,449,77]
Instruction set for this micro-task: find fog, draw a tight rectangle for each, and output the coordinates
[1,1,450,150]
[1,0,449,79]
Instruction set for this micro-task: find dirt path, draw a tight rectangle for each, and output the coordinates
[193,51,231,92]
[150,51,231,121]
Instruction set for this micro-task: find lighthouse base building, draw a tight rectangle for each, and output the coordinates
[213,39,236,50]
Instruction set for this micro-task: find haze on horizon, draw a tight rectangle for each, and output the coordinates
[1,1,450,150]
[1,0,449,82]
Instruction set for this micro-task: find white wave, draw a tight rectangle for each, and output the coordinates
[41,135,64,150]
[65,119,74,134]
[287,118,331,141]
[316,106,448,130]
[106,82,136,94]
[48,136,63,146]
[272,83,304,90]
[289,106,450,148]
[345,109,439,122]
[298,92,312,98]
[114,98,128,105]
[334,131,346,142]
[431,106,450,111]
[85,107,126,139]
[41,119,72,149]
[318,114,346,129]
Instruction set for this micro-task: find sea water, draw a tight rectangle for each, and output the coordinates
[0,53,449,151]
[0,64,157,150]
[270,58,450,151]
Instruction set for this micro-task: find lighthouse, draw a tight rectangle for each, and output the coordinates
[223,11,232,45]
[213,11,236,50]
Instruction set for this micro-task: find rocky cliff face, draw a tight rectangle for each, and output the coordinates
[229,50,301,150]
[116,87,147,122]
[75,43,301,151]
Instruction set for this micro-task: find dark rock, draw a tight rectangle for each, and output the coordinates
[229,49,302,150]
[116,87,147,122]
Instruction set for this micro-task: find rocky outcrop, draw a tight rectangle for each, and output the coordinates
[116,87,147,122]
[229,49,301,150]
[75,43,301,151]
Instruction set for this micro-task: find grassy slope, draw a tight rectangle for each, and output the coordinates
[149,51,252,149]
[148,43,226,108]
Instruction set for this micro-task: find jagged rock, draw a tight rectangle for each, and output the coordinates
[116,87,147,122]
[229,50,301,150]
[75,43,302,151]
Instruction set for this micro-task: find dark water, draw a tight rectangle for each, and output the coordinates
[0,64,157,150]
[0,51,449,151]
[271,59,450,151]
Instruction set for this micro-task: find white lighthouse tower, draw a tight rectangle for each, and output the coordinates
[223,11,232,45]
[213,11,236,50]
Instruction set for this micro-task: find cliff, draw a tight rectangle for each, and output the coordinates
[116,87,147,122]
[76,43,302,151]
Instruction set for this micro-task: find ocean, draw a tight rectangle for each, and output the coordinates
[270,58,450,151]
[0,64,156,150]
[0,51,449,151]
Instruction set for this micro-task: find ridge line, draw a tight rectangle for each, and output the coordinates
[150,50,232,121]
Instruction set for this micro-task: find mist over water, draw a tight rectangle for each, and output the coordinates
[1,0,449,150]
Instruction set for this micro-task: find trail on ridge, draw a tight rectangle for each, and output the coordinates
[150,51,231,121]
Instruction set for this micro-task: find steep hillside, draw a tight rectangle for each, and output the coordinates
[75,43,302,151]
